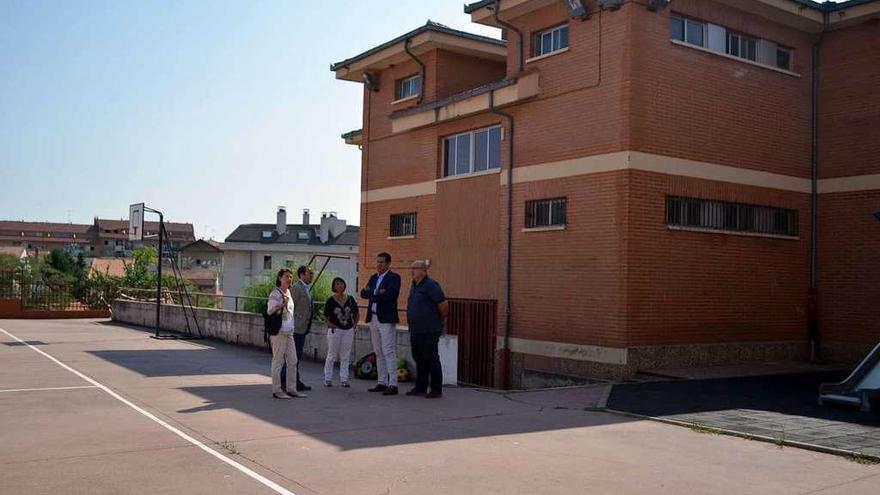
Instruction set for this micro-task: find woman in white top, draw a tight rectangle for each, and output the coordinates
[267,268,307,399]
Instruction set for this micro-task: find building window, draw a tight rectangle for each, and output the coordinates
[665,196,798,237]
[261,230,273,239]
[670,15,705,47]
[390,213,417,237]
[396,74,421,100]
[443,125,502,177]
[534,24,569,57]
[776,46,793,70]
[525,198,567,229]
[726,31,757,61]
[263,255,272,270]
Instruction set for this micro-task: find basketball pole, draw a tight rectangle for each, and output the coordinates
[142,206,164,338]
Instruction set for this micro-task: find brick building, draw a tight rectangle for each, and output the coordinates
[333,0,880,387]
[0,218,195,259]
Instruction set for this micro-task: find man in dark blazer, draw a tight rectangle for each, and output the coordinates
[360,252,401,395]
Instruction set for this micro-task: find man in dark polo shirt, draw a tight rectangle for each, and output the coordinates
[405,259,448,398]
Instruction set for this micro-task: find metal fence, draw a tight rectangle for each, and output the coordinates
[0,271,115,311]
[446,298,498,388]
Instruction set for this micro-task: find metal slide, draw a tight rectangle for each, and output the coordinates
[819,341,880,412]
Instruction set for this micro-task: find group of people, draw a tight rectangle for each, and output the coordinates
[266,252,448,400]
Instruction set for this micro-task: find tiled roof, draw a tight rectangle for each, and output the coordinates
[0,221,92,234]
[463,0,877,12]
[224,224,360,246]
[330,20,504,72]
[88,257,128,277]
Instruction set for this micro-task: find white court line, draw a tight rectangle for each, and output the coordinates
[0,327,297,495]
[0,385,98,394]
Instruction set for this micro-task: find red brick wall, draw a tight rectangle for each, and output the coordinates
[434,49,506,100]
[818,21,880,179]
[818,191,880,346]
[629,1,813,178]
[625,170,810,347]
[507,171,628,348]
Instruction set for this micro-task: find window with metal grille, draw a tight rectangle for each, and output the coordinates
[525,198,567,229]
[665,196,798,237]
[390,213,417,237]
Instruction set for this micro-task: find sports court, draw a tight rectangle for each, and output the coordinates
[2,318,878,495]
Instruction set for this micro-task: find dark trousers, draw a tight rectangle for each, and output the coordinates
[281,333,308,388]
[410,333,442,392]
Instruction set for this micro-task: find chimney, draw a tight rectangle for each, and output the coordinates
[302,208,310,225]
[319,211,347,243]
[276,206,287,235]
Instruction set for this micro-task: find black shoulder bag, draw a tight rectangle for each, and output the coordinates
[263,289,283,341]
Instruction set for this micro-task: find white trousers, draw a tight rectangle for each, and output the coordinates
[324,327,354,382]
[270,332,297,394]
[369,319,398,387]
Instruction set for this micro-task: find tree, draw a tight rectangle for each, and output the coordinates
[47,249,78,279]
[240,258,335,316]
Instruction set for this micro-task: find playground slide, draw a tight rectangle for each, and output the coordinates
[819,341,880,412]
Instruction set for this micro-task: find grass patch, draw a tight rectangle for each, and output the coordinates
[847,452,880,465]
[217,440,241,455]
[689,422,719,435]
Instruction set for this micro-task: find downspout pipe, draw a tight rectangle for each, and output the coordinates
[403,38,426,105]
[492,0,524,74]
[808,12,829,362]
[489,86,515,390]
[490,0,522,389]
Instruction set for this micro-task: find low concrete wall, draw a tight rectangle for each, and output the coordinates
[111,300,458,385]
[0,298,110,319]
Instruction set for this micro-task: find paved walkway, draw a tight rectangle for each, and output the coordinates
[607,372,880,459]
[2,318,879,494]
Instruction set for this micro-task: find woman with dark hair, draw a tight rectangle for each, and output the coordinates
[267,268,306,399]
[323,277,359,387]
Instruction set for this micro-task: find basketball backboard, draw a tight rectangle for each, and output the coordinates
[129,203,144,241]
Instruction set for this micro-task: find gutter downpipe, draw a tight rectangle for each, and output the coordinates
[809,11,829,363]
[403,38,426,105]
[491,0,522,389]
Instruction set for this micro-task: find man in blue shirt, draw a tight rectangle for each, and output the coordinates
[405,259,448,398]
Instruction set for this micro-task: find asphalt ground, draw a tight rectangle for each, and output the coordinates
[1,318,878,495]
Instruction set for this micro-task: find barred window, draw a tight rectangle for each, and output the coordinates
[665,196,798,237]
[390,213,417,237]
[525,198,567,229]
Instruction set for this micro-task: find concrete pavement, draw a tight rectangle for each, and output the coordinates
[1,318,878,494]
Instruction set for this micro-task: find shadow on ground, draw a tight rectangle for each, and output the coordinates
[607,372,880,456]
[88,328,627,451]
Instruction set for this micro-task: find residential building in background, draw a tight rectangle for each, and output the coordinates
[178,239,224,294]
[0,221,94,256]
[221,207,359,311]
[334,0,880,387]
[0,218,196,259]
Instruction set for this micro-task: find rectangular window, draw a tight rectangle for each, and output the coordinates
[396,74,421,100]
[671,15,706,47]
[665,196,798,237]
[263,255,272,270]
[776,46,793,70]
[726,31,757,61]
[390,213,417,237]
[525,198,567,229]
[443,125,502,177]
[534,24,569,57]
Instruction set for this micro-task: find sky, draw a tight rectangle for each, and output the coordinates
[0,1,499,240]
